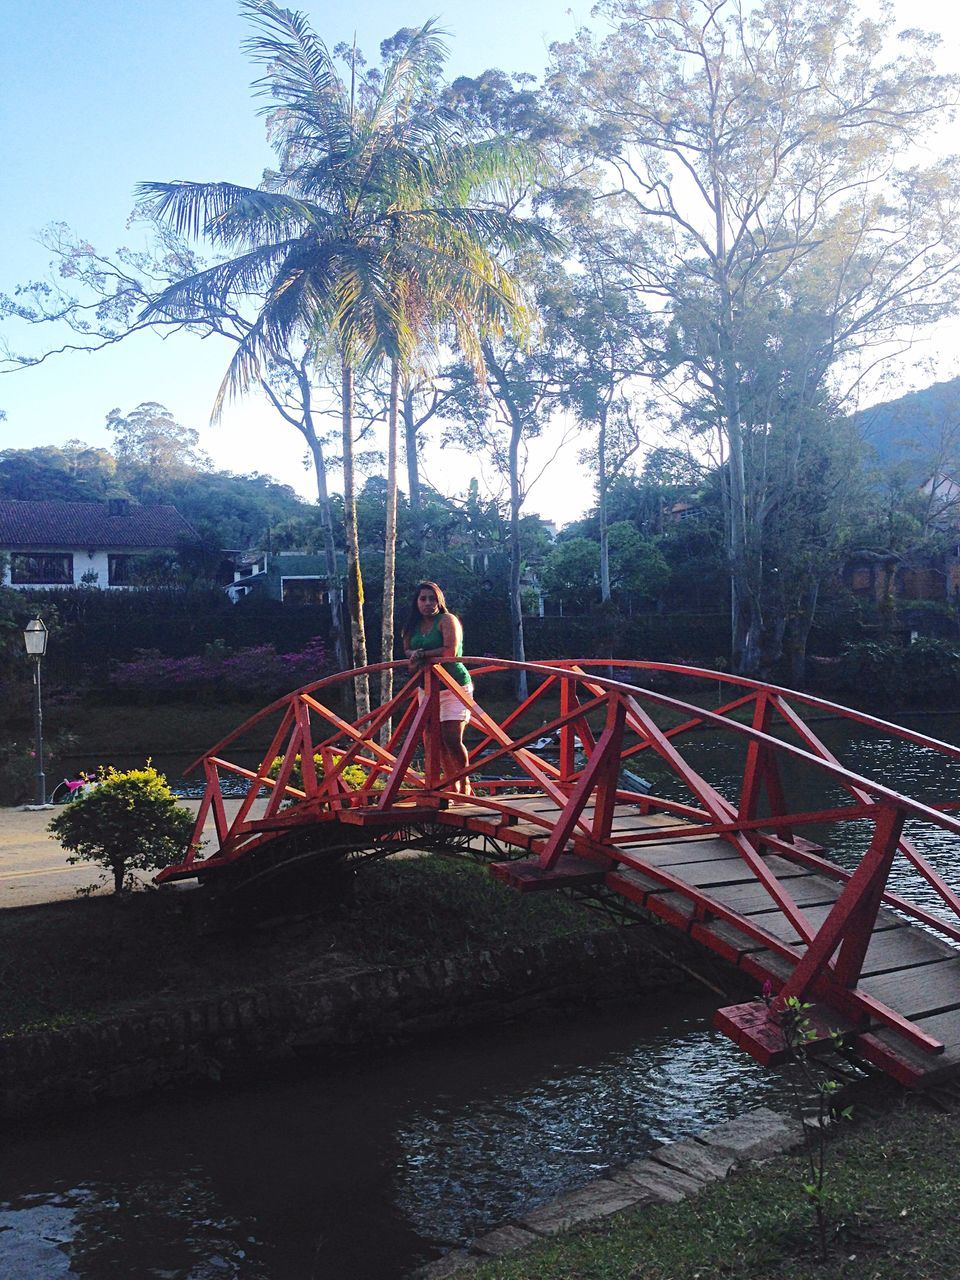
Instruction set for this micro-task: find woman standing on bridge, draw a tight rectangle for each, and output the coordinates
[402,581,473,795]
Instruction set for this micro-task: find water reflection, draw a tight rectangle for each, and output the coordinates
[393,1013,787,1244]
[1,998,790,1280]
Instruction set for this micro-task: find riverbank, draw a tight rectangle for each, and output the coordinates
[0,855,712,1120]
[430,1090,960,1279]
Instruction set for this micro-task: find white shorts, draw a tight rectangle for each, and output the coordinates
[420,683,474,723]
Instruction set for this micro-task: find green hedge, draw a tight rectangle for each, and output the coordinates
[809,637,960,704]
[15,588,334,687]
[522,612,730,666]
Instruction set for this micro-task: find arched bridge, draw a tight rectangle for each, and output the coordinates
[158,658,960,1090]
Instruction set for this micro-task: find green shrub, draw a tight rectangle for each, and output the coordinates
[0,730,78,806]
[268,751,371,792]
[0,740,39,806]
[48,764,195,893]
[823,637,960,704]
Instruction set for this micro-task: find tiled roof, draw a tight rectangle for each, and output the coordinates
[0,500,200,549]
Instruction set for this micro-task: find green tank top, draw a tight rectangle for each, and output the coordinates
[408,615,471,687]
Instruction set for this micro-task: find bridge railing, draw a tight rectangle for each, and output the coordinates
[162,657,960,1048]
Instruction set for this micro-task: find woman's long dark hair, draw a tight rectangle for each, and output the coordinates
[402,581,448,643]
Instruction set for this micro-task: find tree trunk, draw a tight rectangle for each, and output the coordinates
[403,388,421,515]
[786,577,820,687]
[261,361,349,671]
[304,420,348,672]
[508,406,528,703]
[598,405,611,603]
[482,340,529,702]
[341,360,370,715]
[379,360,400,742]
[721,357,764,676]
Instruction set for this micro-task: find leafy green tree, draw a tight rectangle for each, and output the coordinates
[106,401,209,475]
[607,521,670,606]
[0,443,117,502]
[549,0,960,675]
[48,765,194,894]
[541,537,600,610]
[545,247,654,601]
[0,219,351,671]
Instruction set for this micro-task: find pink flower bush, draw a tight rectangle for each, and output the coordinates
[108,637,330,703]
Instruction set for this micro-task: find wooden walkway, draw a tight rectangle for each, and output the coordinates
[157,658,960,1090]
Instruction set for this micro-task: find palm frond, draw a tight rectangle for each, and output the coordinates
[140,239,306,321]
[212,239,341,416]
[366,19,451,132]
[140,4,557,407]
[136,181,335,246]
[240,0,355,166]
[327,242,408,368]
[392,206,565,258]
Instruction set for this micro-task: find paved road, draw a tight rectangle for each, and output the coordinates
[0,799,255,908]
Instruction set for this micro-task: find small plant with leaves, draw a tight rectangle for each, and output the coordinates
[48,763,195,893]
[762,984,853,1263]
[268,752,374,794]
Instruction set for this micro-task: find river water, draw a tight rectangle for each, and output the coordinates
[0,998,794,1280]
[5,712,960,1278]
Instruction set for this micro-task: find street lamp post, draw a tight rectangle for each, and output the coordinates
[23,617,49,808]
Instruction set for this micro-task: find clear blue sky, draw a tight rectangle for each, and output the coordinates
[1,0,958,523]
[0,0,590,518]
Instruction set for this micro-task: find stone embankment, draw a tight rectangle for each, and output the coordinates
[0,926,692,1121]
[416,1105,801,1277]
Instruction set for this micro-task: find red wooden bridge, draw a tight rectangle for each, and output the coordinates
[158,658,960,1090]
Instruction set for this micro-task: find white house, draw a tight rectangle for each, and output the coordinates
[0,498,199,589]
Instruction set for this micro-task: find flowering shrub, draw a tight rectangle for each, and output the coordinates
[0,731,78,805]
[48,763,195,893]
[108,637,329,703]
[268,752,372,792]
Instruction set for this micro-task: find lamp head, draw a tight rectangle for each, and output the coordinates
[23,617,48,658]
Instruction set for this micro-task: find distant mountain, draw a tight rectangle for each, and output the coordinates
[852,377,960,479]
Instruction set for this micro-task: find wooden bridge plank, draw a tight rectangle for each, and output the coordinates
[490,855,604,891]
[619,837,738,867]
[495,822,554,850]
[749,900,909,948]
[660,858,767,889]
[605,867,671,905]
[337,804,442,826]
[870,1008,960,1059]
[858,927,960,977]
[500,797,568,817]
[704,873,838,916]
[689,918,776,968]
[862,1006,960,1087]
[605,870,697,927]
[859,958,960,1020]
[608,813,689,833]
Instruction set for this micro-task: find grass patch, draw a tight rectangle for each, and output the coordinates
[463,1100,960,1280]
[55,699,270,760]
[0,855,604,1034]
[340,856,597,963]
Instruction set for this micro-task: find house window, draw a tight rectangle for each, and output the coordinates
[108,555,135,586]
[281,577,329,605]
[10,553,73,585]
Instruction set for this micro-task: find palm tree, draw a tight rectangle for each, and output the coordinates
[138,1,559,715]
